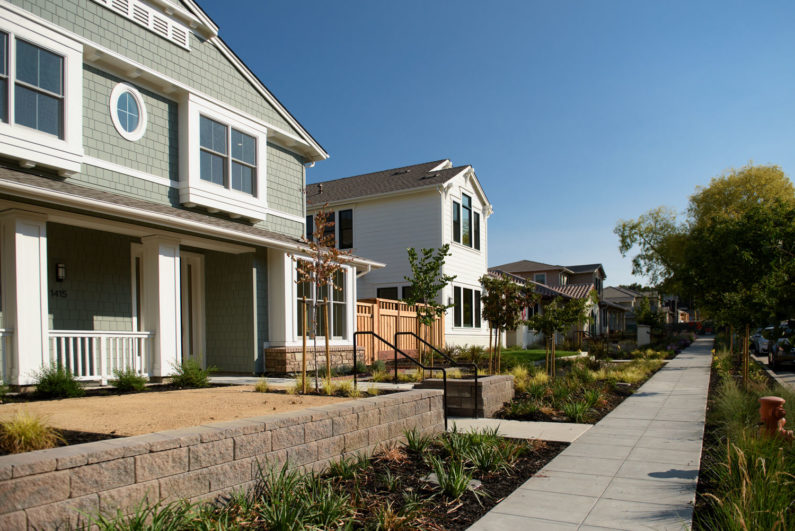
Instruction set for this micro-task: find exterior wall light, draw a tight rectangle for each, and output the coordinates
[55,263,66,282]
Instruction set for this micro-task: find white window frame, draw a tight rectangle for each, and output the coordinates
[110,83,147,141]
[453,285,481,329]
[294,261,352,341]
[179,93,268,221]
[0,7,83,174]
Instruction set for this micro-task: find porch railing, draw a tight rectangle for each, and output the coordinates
[48,330,154,385]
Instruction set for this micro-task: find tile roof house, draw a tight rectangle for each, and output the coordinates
[306,159,493,347]
[0,0,380,385]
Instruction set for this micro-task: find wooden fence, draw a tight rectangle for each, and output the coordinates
[356,298,445,364]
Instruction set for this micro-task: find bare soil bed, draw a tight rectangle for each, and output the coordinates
[0,386,351,437]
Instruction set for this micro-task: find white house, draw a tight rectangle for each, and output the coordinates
[0,0,381,385]
[306,159,493,347]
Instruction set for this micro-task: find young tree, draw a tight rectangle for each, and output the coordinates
[294,208,352,392]
[525,294,593,379]
[403,245,456,369]
[479,274,529,373]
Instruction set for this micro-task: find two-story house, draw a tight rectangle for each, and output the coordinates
[306,159,493,347]
[0,0,380,385]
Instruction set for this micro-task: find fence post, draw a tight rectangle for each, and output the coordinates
[98,336,106,386]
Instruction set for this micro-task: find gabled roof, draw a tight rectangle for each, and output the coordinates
[491,260,573,275]
[554,283,595,299]
[487,269,574,299]
[182,1,328,161]
[306,160,473,206]
[567,263,606,278]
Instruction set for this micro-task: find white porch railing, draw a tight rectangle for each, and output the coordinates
[48,330,154,385]
[0,328,11,384]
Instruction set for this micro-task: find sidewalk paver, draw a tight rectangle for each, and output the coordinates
[469,337,713,530]
[449,418,592,443]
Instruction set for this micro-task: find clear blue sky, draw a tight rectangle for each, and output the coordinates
[199,0,795,287]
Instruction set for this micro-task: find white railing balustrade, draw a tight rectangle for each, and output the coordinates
[48,330,154,385]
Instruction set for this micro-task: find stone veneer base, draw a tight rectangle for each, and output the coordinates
[263,345,364,374]
[0,389,444,530]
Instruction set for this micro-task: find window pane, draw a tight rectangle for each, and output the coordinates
[454,287,462,327]
[474,212,480,250]
[401,286,413,301]
[15,85,62,137]
[317,303,327,336]
[15,40,38,87]
[231,162,254,194]
[332,270,344,302]
[200,150,225,185]
[305,215,313,241]
[116,92,139,132]
[534,273,545,284]
[0,80,6,123]
[297,298,305,336]
[462,207,471,246]
[453,202,460,243]
[231,129,256,165]
[0,32,6,76]
[339,209,353,249]
[463,288,473,327]
[462,194,471,209]
[377,287,398,300]
[332,302,345,337]
[38,47,62,95]
[475,290,481,328]
[323,211,335,246]
[199,116,226,154]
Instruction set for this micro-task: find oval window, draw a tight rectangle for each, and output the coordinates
[110,83,147,141]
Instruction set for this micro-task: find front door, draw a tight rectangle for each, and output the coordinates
[180,252,205,366]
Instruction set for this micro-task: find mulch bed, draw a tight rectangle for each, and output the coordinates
[337,439,568,529]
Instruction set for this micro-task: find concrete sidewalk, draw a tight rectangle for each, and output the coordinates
[449,417,592,443]
[469,337,713,530]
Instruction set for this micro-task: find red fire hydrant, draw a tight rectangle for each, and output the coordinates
[759,396,794,441]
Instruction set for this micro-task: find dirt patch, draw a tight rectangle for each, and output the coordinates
[0,386,351,437]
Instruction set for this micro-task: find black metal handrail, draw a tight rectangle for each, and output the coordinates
[353,331,448,430]
[394,331,480,418]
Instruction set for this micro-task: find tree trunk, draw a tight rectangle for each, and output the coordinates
[497,329,502,373]
[487,325,493,374]
[301,296,307,394]
[545,335,551,376]
[551,334,557,381]
[324,297,331,390]
[743,324,750,390]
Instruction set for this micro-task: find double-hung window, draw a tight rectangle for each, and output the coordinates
[338,209,353,249]
[200,115,256,195]
[453,193,479,250]
[453,286,482,328]
[297,266,347,339]
[15,38,63,138]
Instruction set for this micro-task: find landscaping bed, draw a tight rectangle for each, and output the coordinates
[693,345,795,529]
[0,385,351,455]
[496,357,665,423]
[89,428,567,530]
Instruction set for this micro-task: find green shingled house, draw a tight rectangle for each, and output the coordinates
[0,0,379,386]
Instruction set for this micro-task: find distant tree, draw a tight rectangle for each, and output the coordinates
[526,294,593,380]
[404,245,456,369]
[479,274,529,373]
[635,296,665,328]
[294,208,352,393]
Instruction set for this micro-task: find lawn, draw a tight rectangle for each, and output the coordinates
[500,348,580,369]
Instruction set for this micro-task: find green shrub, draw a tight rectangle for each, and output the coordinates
[169,359,216,388]
[90,500,195,530]
[0,380,8,403]
[0,412,64,453]
[562,400,590,423]
[371,368,392,383]
[34,365,84,399]
[253,379,269,393]
[109,368,147,393]
[425,455,474,500]
[369,360,386,373]
[403,427,434,454]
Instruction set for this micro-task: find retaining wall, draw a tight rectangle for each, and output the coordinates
[415,375,514,417]
[263,345,363,374]
[0,389,444,530]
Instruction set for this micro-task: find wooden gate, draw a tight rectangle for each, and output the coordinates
[356,298,445,364]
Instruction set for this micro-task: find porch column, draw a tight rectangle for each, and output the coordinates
[0,211,48,385]
[266,249,294,347]
[141,236,181,378]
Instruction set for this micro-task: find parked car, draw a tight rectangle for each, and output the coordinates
[751,326,775,354]
[768,322,795,370]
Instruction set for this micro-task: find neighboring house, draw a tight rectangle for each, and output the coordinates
[306,159,493,347]
[0,0,380,385]
[491,260,608,335]
[603,286,666,331]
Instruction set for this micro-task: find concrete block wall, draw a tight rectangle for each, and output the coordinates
[415,375,514,417]
[0,390,444,530]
